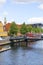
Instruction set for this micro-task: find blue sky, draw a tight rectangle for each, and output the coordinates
[0,0,43,24]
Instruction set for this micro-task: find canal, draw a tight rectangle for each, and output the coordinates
[0,40,43,65]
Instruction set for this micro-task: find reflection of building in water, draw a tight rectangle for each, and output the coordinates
[0,21,7,37]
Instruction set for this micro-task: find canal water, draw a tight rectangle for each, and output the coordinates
[0,40,43,65]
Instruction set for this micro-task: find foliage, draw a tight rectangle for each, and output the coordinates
[27,25,43,33]
[9,21,43,35]
[9,22,18,35]
[27,25,33,32]
[41,28,43,33]
[32,27,42,33]
[20,22,28,34]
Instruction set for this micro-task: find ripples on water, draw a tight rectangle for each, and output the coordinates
[32,40,43,49]
[0,40,43,65]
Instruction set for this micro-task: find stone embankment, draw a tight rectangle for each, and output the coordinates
[0,38,10,52]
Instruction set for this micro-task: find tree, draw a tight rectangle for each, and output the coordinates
[9,22,18,36]
[37,27,42,33]
[41,28,43,33]
[20,22,28,34]
[31,27,42,33]
[27,25,33,32]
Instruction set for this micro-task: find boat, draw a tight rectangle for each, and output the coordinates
[25,32,41,38]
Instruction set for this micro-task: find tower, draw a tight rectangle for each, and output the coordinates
[4,17,7,31]
[4,17,7,25]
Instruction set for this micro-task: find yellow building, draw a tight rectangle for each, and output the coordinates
[0,21,8,37]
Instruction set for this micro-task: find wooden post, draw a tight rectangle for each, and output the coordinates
[24,37,28,46]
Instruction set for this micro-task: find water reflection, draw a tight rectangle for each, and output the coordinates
[0,41,43,65]
[32,40,43,49]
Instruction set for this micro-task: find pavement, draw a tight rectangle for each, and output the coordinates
[0,39,11,53]
[0,47,11,53]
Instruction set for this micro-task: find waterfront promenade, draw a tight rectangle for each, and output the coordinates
[0,36,43,52]
[0,37,43,65]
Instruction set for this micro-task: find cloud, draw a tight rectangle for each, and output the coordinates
[27,17,43,24]
[3,11,8,17]
[0,0,6,4]
[0,0,6,6]
[10,0,43,4]
[38,4,43,10]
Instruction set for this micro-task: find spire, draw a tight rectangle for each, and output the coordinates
[4,17,7,25]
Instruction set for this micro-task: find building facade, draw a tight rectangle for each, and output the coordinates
[0,21,8,37]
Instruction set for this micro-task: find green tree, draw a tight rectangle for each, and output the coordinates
[20,22,28,34]
[41,28,43,33]
[27,25,33,32]
[9,22,18,35]
[32,27,42,33]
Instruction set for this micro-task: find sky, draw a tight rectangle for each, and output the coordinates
[0,0,43,24]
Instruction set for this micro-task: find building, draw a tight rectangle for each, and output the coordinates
[4,23,11,31]
[0,21,8,37]
[5,22,43,36]
[5,23,22,31]
[28,23,43,28]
